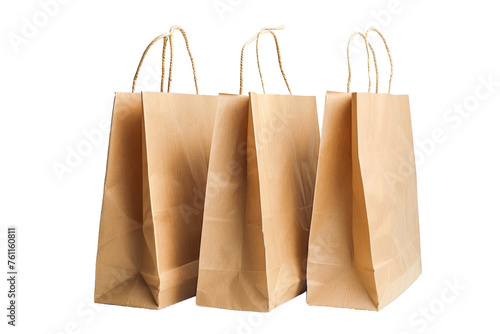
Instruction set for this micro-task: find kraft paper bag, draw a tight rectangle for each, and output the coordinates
[95,27,217,309]
[196,27,320,312]
[307,29,422,311]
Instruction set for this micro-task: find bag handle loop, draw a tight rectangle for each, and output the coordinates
[346,31,379,93]
[132,32,171,93]
[166,25,199,94]
[132,26,199,94]
[365,28,393,93]
[239,26,292,95]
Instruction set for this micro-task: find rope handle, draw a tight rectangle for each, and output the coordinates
[132,32,171,93]
[256,27,292,95]
[365,28,393,93]
[347,31,379,93]
[132,26,198,93]
[161,33,170,93]
[239,26,291,95]
[166,25,199,94]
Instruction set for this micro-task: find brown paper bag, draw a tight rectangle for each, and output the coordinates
[196,27,320,312]
[307,29,421,311]
[95,27,217,309]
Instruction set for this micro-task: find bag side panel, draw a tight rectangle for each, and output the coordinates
[306,91,377,310]
[141,92,218,308]
[354,93,422,310]
[197,94,269,311]
[95,93,157,309]
[250,93,319,310]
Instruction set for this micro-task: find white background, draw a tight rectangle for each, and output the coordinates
[1,0,499,333]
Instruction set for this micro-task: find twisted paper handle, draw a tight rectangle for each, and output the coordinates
[347,31,379,93]
[132,26,198,93]
[132,32,171,93]
[239,26,291,95]
[161,33,170,92]
[365,28,393,93]
[167,25,199,94]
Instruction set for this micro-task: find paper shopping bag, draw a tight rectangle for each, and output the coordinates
[196,27,320,312]
[95,26,217,309]
[306,29,421,311]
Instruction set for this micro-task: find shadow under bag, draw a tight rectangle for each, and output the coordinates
[307,29,422,311]
[95,27,217,309]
